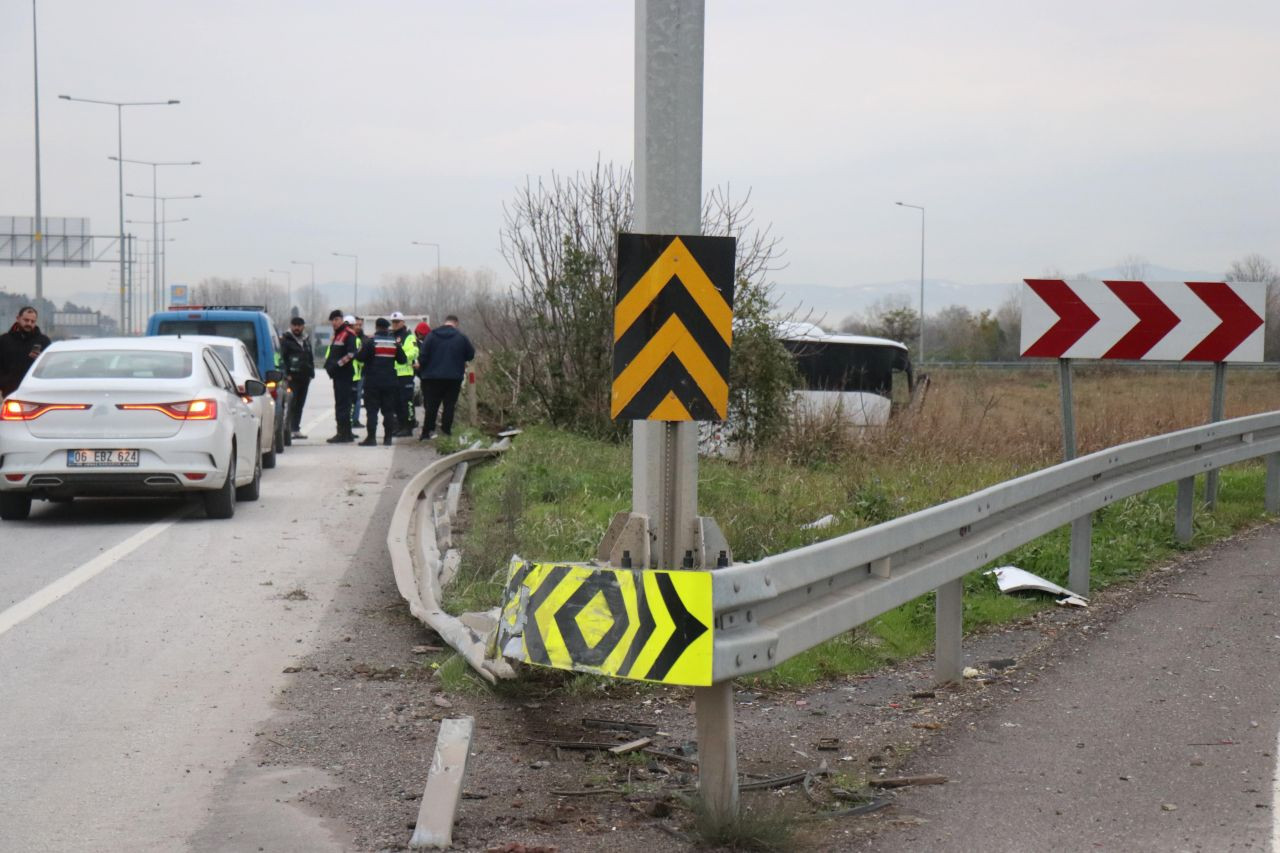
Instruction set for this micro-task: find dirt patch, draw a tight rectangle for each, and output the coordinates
[253,441,1260,851]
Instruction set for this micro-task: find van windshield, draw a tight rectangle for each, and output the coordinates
[156,320,257,354]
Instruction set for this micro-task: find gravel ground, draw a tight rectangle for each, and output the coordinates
[250,440,1258,852]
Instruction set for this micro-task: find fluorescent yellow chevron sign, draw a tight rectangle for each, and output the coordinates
[497,559,715,686]
[612,233,736,421]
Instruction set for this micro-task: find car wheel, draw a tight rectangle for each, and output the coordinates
[262,427,277,470]
[236,446,262,502]
[274,413,286,455]
[0,493,32,521]
[204,450,236,519]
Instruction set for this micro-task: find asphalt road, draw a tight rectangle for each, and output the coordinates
[863,523,1280,853]
[0,380,402,852]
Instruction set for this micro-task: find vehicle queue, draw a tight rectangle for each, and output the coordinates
[0,303,474,521]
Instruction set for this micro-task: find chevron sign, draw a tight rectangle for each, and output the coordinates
[1020,279,1266,362]
[612,233,736,420]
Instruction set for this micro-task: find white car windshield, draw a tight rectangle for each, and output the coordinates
[32,350,193,380]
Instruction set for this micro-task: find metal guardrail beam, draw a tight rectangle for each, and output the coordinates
[711,410,1280,680]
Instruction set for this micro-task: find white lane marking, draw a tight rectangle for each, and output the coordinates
[1273,724,1280,852]
[0,508,188,637]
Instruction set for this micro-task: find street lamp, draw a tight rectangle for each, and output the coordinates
[331,252,359,314]
[127,216,189,318]
[895,201,926,364]
[128,192,199,308]
[268,268,292,316]
[411,241,442,299]
[291,260,315,320]
[112,156,199,325]
[31,0,44,300]
[58,94,179,330]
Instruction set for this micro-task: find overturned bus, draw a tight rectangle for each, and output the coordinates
[777,321,915,426]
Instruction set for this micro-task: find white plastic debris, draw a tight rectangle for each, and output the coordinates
[985,565,1089,607]
[801,514,837,530]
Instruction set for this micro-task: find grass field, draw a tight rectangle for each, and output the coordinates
[448,365,1280,688]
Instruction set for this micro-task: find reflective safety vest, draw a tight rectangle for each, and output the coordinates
[397,335,418,377]
[352,335,364,380]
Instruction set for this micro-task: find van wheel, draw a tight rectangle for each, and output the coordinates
[236,448,262,501]
[262,426,277,469]
[0,493,32,520]
[204,451,236,519]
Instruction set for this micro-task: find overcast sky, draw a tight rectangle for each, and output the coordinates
[2,0,1278,319]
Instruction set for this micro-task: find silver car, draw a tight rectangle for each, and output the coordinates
[0,337,265,520]
[155,335,280,470]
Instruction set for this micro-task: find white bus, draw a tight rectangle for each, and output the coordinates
[776,321,915,426]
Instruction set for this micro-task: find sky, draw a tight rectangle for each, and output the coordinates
[2,0,1278,321]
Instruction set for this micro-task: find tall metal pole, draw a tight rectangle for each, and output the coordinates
[57,96,180,331]
[895,201,925,363]
[151,165,159,321]
[117,108,126,329]
[31,0,44,301]
[635,0,735,822]
[1206,362,1228,509]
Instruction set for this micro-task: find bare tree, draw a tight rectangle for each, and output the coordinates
[1116,254,1148,280]
[495,161,792,440]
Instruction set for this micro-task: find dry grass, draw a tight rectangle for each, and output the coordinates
[814,365,1280,473]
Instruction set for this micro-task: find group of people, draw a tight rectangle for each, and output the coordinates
[283,310,475,446]
[0,306,51,400]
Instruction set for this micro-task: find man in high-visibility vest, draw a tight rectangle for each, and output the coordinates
[350,317,365,430]
[389,311,418,436]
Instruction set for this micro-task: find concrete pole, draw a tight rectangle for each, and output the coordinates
[634,0,737,822]
[31,0,44,301]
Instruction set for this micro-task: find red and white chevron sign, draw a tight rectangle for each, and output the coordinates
[1020,279,1266,362]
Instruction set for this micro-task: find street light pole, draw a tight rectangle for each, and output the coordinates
[895,201,926,364]
[411,241,441,308]
[128,192,199,311]
[59,94,179,331]
[31,0,44,301]
[268,268,292,316]
[115,158,199,322]
[331,252,359,314]
[290,260,315,319]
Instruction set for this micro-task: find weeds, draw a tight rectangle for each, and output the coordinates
[688,798,795,852]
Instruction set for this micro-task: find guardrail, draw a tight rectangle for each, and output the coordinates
[387,439,514,684]
[710,410,1280,684]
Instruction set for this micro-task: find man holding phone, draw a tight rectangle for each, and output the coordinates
[0,306,51,399]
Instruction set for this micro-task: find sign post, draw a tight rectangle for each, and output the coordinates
[1022,277,1266,591]
[630,0,740,822]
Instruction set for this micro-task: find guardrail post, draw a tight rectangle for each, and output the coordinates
[695,681,739,818]
[1266,453,1280,514]
[934,578,963,683]
[1176,476,1195,543]
[1205,361,1227,510]
[1068,515,1091,595]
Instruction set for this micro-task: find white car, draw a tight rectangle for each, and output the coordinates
[0,337,265,520]
[155,335,279,470]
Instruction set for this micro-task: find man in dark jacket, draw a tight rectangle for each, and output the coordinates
[354,317,406,446]
[323,310,358,443]
[280,317,314,439]
[0,307,52,398]
[417,314,475,440]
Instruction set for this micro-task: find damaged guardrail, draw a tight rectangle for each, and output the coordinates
[501,411,1280,688]
[388,438,515,684]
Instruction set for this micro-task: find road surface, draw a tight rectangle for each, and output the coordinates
[0,380,407,851]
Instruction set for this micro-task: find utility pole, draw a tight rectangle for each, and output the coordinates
[31,0,44,300]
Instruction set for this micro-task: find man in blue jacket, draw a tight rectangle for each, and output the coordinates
[417,314,475,440]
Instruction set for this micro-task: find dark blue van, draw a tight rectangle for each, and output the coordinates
[145,306,293,455]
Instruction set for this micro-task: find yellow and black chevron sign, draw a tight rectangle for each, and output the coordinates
[612,233,736,421]
[498,559,714,686]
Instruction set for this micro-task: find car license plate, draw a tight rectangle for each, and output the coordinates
[67,449,140,467]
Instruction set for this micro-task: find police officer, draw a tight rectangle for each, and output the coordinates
[355,317,406,446]
[323,310,358,443]
[389,311,418,436]
[280,316,314,439]
[349,316,366,430]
